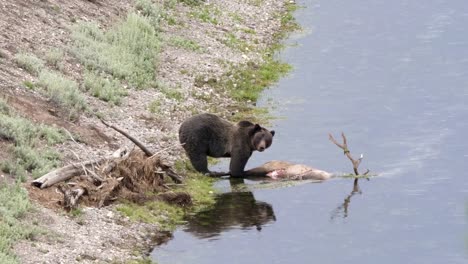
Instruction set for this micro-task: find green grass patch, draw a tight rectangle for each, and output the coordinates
[192,2,297,103]
[0,110,66,180]
[0,183,35,264]
[0,50,8,59]
[135,0,161,28]
[0,98,10,115]
[241,28,256,35]
[14,53,45,75]
[229,12,244,23]
[12,146,61,179]
[213,55,291,102]
[126,258,154,264]
[229,106,273,125]
[22,81,35,90]
[83,71,127,105]
[44,48,64,67]
[178,0,204,6]
[161,86,184,101]
[70,11,161,89]
[0,115,65,146]
[274,1,300,41]
[116,159,217,230]
[148,99,162,114]
[37,70,87,118]
[172,159,216,212]
[189,5,220,25]
[117,201,185,231]
[169,36,201,52]
[247,0,264,7]
[15,52,85,117]
[222,32,251,52]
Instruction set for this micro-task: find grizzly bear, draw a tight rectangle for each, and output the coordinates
[179,113,275,177]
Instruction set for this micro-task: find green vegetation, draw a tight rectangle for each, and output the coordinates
[83,71,128,105]
[71,10,161,89]
[229,12,244,23]
[0,50,8,59]
[22,81,35,90]
[44,48,64,67]
[148,99,162,114]
[191,2,298,104]
[274,1,301,41]
[247,0,264,7]
[203,56,291,102]
[14,51,86,118]
[222,33,251,52]
[0,101,65,180]
[0,98,9,114]
[135,0,161,28]
[37,70,87,118]
[0,183,35,264]
[229,106,273,124]
[126,258,154,264]
[14,53,45,75]
[117,201,185,231]
[169,36,201,52]
[177,0,204,6]
[189,5,220,25]
[161,86,184,101]
[241,28,256,35]
[117,159,216,231]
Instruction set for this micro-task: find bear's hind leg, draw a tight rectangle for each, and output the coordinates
[188,153,229,177]
[188,152,209,174]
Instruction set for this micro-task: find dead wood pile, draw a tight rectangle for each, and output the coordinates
[30,121,189,211]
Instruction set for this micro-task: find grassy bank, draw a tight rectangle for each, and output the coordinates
[0,98,66,181]
[117,160,217,231]
[0,184,35,264]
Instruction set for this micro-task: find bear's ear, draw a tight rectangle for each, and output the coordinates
[249,124,262,136]
[270,130,275,137]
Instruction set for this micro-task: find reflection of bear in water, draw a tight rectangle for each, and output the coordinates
[179,113,275,177]
[183,192,276,238]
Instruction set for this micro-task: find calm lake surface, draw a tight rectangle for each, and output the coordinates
[153,0,468,263]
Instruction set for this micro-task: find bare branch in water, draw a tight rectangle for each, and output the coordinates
[328,132,368,176]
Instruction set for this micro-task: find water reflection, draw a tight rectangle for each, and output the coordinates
[183,179,276,239]
[330,179,362,220]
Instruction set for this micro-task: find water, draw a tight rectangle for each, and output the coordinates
[153,0,468,263]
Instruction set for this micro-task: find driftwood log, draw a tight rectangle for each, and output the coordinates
[32,148,129,189]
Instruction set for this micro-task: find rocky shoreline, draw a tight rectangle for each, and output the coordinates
[0,0,296,263]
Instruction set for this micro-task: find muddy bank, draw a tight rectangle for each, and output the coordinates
[0,0,296,263]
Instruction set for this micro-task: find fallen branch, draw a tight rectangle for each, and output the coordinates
[329,132,367,176]
[329,132,371,219]
[100,118,153,157]
[100,119,184,183]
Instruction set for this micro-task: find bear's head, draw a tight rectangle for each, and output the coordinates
[250,124,275,152]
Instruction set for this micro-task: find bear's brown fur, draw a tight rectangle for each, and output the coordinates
[179,113,275,177]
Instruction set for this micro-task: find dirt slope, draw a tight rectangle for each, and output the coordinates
[0,0,290,262]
